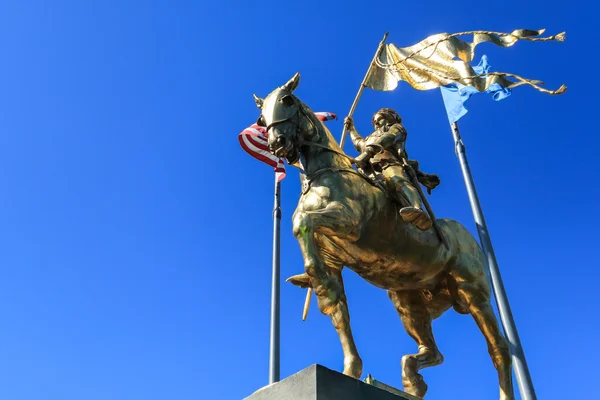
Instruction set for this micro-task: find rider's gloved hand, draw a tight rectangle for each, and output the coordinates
[354,152,370,169]
[344,116,354,131]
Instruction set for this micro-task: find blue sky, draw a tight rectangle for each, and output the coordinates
[0,1,596,399]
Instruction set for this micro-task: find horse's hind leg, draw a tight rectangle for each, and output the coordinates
[448,224,515,400]
[388,290,444,399]
[457,284,514,400]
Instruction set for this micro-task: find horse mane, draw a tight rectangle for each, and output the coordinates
[297,100,353,169]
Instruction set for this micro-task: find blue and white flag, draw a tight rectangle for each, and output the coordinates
[440,55,511,123]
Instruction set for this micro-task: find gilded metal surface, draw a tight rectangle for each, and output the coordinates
[345,109,437,231]
[253,73,515,399]
[366,29,567,95]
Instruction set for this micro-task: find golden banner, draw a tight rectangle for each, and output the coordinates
[366,29,566,95]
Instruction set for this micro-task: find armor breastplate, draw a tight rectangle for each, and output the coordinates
[365,131,399,165]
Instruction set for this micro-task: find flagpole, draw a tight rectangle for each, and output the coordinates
[269,175,282,384]
[450,122,536,400]
[339,32,388,148]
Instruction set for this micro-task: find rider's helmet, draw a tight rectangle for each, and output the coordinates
[372,108,402,129]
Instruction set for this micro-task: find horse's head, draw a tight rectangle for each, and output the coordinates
[253,73,316,164]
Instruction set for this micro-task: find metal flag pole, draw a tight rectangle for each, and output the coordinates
[269,176,282,384]
[339,32,389,148]
[450,121,536,400]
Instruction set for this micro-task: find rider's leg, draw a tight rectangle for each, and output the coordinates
[399,181,422,208]
[383,166,432,230]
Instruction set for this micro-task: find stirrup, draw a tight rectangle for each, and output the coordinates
[400,207,432,230]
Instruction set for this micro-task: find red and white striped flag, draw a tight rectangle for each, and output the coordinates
[238,111,337,181]
[239,123,286,181]
[314,112,337,122]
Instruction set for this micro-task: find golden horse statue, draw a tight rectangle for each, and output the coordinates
[253,73,514,400]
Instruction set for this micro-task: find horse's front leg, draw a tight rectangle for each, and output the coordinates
[329,268,362,378]
[293,202,358,314]
[287,267,362,378]
[292,202,358,315]
[293,202,362,378]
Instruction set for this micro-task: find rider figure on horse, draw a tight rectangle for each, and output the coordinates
[344,108,440,231]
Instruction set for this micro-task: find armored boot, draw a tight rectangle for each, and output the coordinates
[397,184,432,231]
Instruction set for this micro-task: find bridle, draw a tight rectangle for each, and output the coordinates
[264,100,375,195]
[265,101,357,166]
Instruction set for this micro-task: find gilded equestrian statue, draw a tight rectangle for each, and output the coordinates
[252,73,514,400]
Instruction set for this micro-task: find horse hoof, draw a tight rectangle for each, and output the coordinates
[403,374,428,399]
[499,390,515,400]
[343,355,363,379]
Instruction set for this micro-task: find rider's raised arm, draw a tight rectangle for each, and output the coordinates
[349,129,366,152]
[345,117,366,153]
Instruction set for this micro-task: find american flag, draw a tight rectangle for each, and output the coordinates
[314,112,337,122]
[238,112,337,181]
[238,123,286,181]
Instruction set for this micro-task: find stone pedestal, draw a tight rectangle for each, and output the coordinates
[244,364,416,400]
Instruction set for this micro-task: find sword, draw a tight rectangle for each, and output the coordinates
[400,158,449,250]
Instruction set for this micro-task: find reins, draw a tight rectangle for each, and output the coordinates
[299,140,356,165]
[265,101,376,194]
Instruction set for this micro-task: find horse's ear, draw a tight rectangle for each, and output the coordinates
[253,94,264,109]
[256,115,266,127]
[281,72,300,92]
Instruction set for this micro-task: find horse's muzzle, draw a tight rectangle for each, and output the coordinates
[269,130,299,163]
[271,135,289,157]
